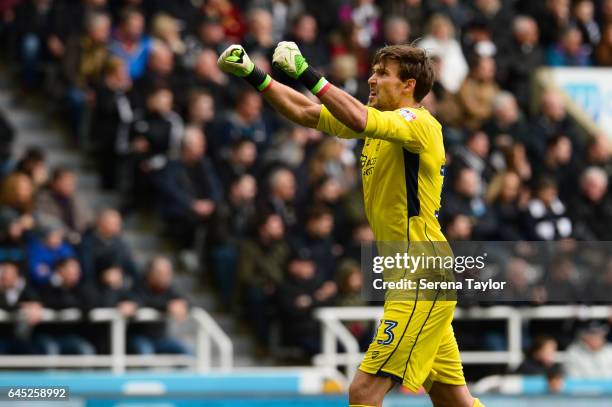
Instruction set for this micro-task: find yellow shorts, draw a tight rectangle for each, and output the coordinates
[359,299,466,392]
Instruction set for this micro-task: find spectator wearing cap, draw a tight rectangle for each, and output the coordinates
[277,248,336,356]
[238,213,289,353]
[515,335,559,375]
[156,125,221,248]
[26,219,75,287]
[129,255,191,355]
[90,57,134,190]
[0,260,44,354]
[524,178,572,241]
[36,166,93,241]
[546,25,591,66]
[570,167,612,240]
[565,321,612,377]
[38,257,96,355]
[108,7,152,80]
[79,208,138,284]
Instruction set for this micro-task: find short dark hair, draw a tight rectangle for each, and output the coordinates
[372,45,435,102]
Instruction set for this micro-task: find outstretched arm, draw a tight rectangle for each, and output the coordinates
[272,41,368,133]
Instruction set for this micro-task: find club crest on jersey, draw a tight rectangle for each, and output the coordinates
[399,108,417,122]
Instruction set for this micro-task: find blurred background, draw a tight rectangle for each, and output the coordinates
[0,0,611,405]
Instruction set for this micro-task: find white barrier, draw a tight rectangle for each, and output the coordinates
[314,305,612,381]
[0,307,233,373]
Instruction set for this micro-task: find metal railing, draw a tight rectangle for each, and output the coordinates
[0,307,233,373]
[314,305,612,381]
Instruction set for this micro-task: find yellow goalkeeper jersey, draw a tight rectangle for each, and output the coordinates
[317,105,446,243]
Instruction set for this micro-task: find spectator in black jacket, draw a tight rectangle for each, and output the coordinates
[38,257,96,355]
[293,206,339,281]
[0,207,30,268]
[237,213,289,353]
[278,249,336,356]
[485,171,527,240]
[0,109,15,177]
[79,208,138,284]
[529,90,581,163]
[129,255,191,355]
[498,16,544,111]
[209,174,257,308]
[515,335,559,375]
[570,167,612,240]
[156,125,221,248]
[91,57,133,190]
[0,261,44,354]
[84,257,138,353]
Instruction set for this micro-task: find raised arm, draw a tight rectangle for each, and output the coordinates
[217,44,320,128]
[272,41,368,133]
[261,81,321,128]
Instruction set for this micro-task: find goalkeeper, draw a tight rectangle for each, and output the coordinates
[218,43,484,407]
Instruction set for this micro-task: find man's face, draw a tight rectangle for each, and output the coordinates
[367,60,409,111]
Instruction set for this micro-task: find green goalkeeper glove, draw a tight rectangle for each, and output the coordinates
[217,44,272,91]
[272,41,330,97]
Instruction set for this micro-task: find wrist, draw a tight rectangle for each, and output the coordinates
[299,66,331,97]
[244,66,273,92]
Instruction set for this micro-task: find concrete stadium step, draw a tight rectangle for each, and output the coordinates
[13,129,69,150]
[123,230,164,252]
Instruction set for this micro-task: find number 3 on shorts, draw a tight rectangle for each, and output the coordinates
[377,320,398,345]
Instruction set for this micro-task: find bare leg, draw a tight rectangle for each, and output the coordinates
[348,370,394,407]
[428,382,475,407]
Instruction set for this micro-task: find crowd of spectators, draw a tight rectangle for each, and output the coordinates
[0,0,611,376]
